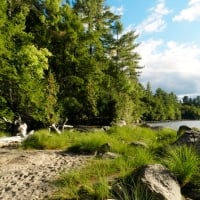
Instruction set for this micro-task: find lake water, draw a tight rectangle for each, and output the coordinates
[147,120,200,130]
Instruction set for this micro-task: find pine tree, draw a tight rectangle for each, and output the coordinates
[102,18,143,123]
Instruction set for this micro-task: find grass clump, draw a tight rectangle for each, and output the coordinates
[67,131,111,154]
[22,130,71,149]
[163,145,200,187]
[112,180,154,200]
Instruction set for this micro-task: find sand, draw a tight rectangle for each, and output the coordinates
[0,148,91,200]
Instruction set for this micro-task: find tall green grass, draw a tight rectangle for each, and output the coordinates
[22,130,70,149]
[21,126,180,199]
[163,145,200,187]
[112,180,154,200]
[22,126,177,152]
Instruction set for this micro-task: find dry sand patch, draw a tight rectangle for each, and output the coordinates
[0,148,90,200]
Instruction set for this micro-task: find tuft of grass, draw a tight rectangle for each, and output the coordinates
[93,177,110,199]
[133,148,155,168]
[51,171,81,199]
[112,180,154,200]
[162,145,200,187]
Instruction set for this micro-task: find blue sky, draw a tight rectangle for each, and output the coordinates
[106,0,200,97]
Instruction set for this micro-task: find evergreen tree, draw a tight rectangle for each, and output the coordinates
[103,19,142,123]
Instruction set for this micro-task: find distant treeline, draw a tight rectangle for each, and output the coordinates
[141,82,200,121]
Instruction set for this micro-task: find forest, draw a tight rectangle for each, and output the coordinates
[0,0,200,130]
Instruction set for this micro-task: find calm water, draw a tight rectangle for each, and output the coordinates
[148,120,200,130]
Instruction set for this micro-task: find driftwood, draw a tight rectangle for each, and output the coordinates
[2,116,28,137]
[0,131,35,148]
[0,136,24,148]
[49,123,61,134]
[49,117,73,134]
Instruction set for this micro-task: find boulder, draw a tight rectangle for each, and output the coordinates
[132,164,183,200]
[177,125,192,137]
[175,130,200,146]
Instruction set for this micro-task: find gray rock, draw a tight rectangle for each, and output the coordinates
[177,125,192,137]
[128,141,148,148]
[134,164,183,200]
[175,130,200,146]
[95,143,112,156]
[101,152,119,159]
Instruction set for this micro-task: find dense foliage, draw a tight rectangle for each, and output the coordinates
[141,83,181,121]
[181,96,200,119]
[0,0,143,126]
[0,0,200,128]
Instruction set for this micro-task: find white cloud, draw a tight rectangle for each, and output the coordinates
[136,0,171,34]
[137,39,200,95]
[173,0,200,22]
[110,6,124,16]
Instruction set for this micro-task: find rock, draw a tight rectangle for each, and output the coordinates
[128,141,148,148]
[177,125,192,137]
[133,164,183,200]
[95,143,111,156]
[101,152,119,159]
[175,130,200,146]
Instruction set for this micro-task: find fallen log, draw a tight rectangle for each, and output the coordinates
[0,136,24,148]
[0,131,35,148]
